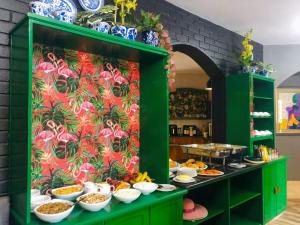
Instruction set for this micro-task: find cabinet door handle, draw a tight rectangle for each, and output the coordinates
[274,187,277,194]
[277,186,280,194]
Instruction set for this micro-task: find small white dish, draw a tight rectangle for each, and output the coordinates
[173,175,195,184]
[31,195,51,212]
[77,192,111,212]
[133,182,158,195]
[31,189,41,197]
[113,188,141,203]
[228,163,247,169]
[157,184,177,192]
[169,171,175,178]
[52,185,83,201]
[34,199,74,223]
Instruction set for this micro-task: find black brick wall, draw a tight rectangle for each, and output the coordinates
[0,0,263,196]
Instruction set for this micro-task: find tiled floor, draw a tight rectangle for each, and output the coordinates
[268,181,300,225]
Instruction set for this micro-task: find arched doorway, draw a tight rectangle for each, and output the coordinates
[172,44,226,142]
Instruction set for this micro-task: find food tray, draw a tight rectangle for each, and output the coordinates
[180,143,247,158]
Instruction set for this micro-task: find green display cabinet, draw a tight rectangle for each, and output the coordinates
[226,73,275,156]
[263,157,287,224]
[9,13,173,225]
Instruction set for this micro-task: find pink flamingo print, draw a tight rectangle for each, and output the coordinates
[123,156,139,173]
[35,120,57,142]
[56,125,77,143]
[34,53,58,74]
[69,100,96,115]
[112,67,128,84]
[73,163,95,179]
[113,124,128,139]
[125,103,139,115]
[57,61,76,79]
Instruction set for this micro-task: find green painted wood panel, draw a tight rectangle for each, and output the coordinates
[9,19,32,225]
[276,158,287,215]
[263,163,277,224]
[105,208,149,225]
[150,198,183,225]
[263,157,287,224]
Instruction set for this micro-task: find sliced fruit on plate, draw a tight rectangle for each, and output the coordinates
[199,169,224,176]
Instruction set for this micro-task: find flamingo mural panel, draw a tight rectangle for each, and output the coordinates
[31,44,140,193]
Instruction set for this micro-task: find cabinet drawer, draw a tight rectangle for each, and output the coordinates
[150,198,183,225]
[105,208,149,225]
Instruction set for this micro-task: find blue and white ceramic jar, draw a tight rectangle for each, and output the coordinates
[92,22,111,34]
[259,70,270,77]
[111,25,138,41]
[142,30,159,47]
[53,10,74,23]
[29,1,52,17]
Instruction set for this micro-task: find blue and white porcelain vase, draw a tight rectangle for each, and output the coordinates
[52,10,74,23]
[111,25,138,41]
[92,22,111,34]
[142,30,159,47]
[259,70,270,77]
[30,1,52,17]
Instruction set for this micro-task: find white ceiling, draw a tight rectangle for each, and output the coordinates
[166,0,300,45]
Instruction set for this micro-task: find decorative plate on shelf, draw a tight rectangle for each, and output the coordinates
[41,0,77,15]
[157,184,177,192]
[79,0,104,12]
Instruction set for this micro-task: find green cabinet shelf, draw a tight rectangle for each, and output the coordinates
[251,135,274,142]
[183,208,225,225]
[226,73,275,156]
[230,214,261,225]
[230,191,261,209]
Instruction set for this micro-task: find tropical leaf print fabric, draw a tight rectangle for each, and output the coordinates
[31,44,140,193]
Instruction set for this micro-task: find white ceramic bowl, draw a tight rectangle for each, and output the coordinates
[113,188,141,203]
[133,182,158,195]
[52,185,83,201]
[77,192,111,212]
[31,195,51,211]
[34,199,74,223]
[177,167,197,177]
[31,189,41,197]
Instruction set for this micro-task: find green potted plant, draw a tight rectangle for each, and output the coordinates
[256,61,274,77]
[239,29,254,73]
[75,5,118,34]
[111,0,138,40]
[137,10,160,47]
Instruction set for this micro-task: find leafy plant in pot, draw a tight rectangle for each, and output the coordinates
[256,61,274,77]
[111,0,138,40]
[137,10,160,47]
[75,5,118,34]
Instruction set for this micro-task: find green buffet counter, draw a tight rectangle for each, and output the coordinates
[28,189,187,225]
[17,157,287,225]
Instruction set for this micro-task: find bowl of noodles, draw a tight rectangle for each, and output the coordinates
[52,185,83,201]
[77,192,111,212]
[34,199,74,223]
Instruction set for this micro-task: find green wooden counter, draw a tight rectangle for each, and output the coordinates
[27,189,187,225]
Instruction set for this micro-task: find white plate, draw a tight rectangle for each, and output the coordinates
[169,172,175,178]
[228,163,247,169]
[198,171,224,176]
[79,0,104,12]
[157,184,177,192]
[173,177,196,184]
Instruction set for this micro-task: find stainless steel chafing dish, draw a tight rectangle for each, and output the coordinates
[180,143,247,165]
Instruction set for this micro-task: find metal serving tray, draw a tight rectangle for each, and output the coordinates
[180,143,247,158]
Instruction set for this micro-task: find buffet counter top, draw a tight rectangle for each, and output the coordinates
[171,156,287,190]
[29,189,187,225]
